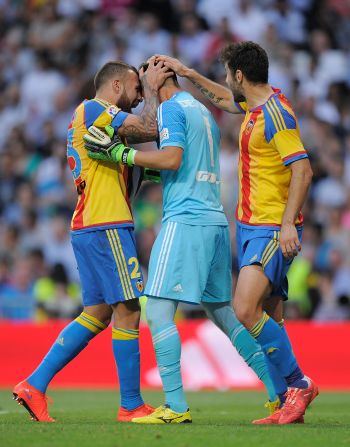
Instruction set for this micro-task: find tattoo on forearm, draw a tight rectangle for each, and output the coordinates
[191,80,224,104]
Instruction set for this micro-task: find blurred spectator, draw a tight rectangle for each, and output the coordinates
[0,258,35,320]
[34,263,81,320]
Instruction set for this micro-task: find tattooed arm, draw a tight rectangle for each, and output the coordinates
[118,59,173,144]
[155,55,240,114]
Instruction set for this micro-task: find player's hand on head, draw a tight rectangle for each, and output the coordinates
[154,54,188,77]
[140,57,173,92]
[280,223,301,259]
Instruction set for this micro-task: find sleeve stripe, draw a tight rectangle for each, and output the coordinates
[271,98,286,130]
[157,103,163,128]
[283,152,308,166]
[265,101,282,132]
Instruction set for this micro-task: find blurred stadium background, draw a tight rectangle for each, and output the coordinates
[0,0,349,390]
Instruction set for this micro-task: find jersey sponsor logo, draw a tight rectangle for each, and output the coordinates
[244,119,255,135]
[106,106,119,118]
[196,171,218,184]
[159,128,169,143]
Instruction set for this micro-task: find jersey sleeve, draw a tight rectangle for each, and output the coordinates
[263,99,308,166]
[84,100,128,132]
[234,101,248,114]
[272,130,308,166]
[157,101,186,150]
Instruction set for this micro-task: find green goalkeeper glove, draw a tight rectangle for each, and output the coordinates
[83,126,137,166]
[144,168,161,183]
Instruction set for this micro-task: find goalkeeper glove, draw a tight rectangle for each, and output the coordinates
[83,126,137,166]
[144,168,161,183]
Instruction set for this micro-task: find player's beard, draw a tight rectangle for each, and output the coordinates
[232,87,246,104]
[117,88,134,112]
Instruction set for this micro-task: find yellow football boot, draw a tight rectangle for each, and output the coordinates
[132,405,192,424]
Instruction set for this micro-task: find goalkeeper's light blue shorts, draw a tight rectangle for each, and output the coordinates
[71,228,144,306]
[145,221,232,304]
[236,221,303,299]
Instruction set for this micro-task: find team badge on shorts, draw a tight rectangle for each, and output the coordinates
[136,279,144,292]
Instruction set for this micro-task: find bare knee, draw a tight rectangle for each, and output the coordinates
[113,299,141,330]
[83,304,113,326]
[233,298,261,330]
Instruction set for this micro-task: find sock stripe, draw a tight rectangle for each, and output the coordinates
[153,328,178,345]
[153,326,178,344]
[112,327,139,340]
[230,324,245,345]
[75,313,106,334]
[250,312,270,338]
[81,312,107,330]
[152,325,177,342]
[115,327,139,334]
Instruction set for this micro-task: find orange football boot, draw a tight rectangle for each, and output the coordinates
[117,403,155,422]
[253,408,304,424]
[13,380,55,422]
[252,399,304,425]
[278,377,319,425]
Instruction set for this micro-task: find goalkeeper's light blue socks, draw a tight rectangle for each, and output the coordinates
[250,312,308,389]
[112,328,144,410]
[146,298,188,413]
[27,312,106,393]
[202,302,278,402]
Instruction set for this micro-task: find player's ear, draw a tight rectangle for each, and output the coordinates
[112,79,121,94]
[235,70,243,84]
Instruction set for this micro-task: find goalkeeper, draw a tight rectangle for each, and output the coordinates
[13,60,172,423]
[83,61,280,424]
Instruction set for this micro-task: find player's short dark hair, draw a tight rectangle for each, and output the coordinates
[220,41,269,84]
[94,61,139,91]
[139,61,179,87]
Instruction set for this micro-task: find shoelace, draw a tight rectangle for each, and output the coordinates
[283,388,298,409]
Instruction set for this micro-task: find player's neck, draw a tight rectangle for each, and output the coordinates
[94,91,115,106]
[159,85,182,103]
[244,84,275,110]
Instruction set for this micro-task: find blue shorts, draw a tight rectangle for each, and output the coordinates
[236,222,303,299]
[145,221,232,304]
[71,228,144,306]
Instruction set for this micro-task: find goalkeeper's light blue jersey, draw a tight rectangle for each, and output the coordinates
[157,91,228,226]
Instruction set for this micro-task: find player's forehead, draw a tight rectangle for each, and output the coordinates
[124,69,140,87]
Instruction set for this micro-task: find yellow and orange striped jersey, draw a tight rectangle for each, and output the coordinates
[67,98,131,232]
[235,88,308,227]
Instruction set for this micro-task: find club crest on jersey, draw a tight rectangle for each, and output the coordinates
[245,119,255,135]
[106,106,119,118]
[160,128,169,143]
[136,279,144,292]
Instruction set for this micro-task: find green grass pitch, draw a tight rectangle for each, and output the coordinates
[1,390,349,447]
